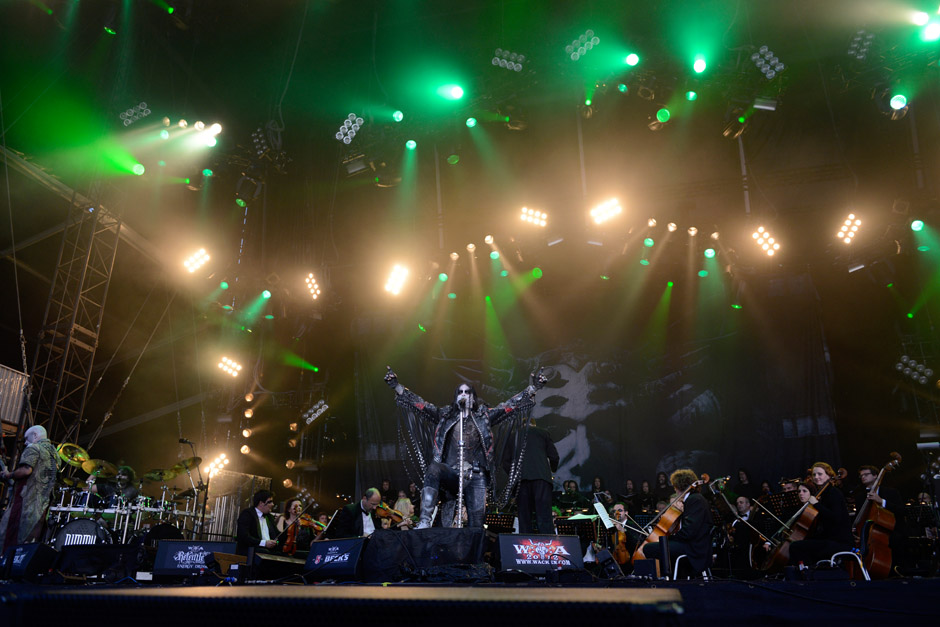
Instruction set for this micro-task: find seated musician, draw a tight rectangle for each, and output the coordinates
[555,479,591,512]
[787,462,853,567]
[641,469,712,573]
[88,465,139,504]
[236,490,279,555]
[327,488,382,538]
[855,464,906,565]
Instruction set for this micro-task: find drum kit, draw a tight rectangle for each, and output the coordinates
[48,443,208,548]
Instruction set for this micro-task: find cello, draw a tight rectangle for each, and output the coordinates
[852,453,901,579]
[631,478,705,565]
[759,481,831,573]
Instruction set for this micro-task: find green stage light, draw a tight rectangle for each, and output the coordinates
[500,270,508,277]
[667,281,674,287]
[625,53,639,66]
[447,154,459,165]
[158,160,166,167]
[917,245,930,252]
[686,91,698,101]
[617,84,628,93]
[911,220,925,231]
[924,22,940,42]
[640,259,650,266]
[693,57,706,73]
[907,312,914,319]
[438,84,465,100]
[104,26,117,35]
[490,251,499,260]
[890,94,908,110]
[466,117,477,128]
[485,295,491,302]
[738,115,746,124]
[235,198,247,208]
[644,237,654,248]
[262,290,272,299]
[704,248,716,258]
[393,110,404,122]
[132,164,145,176]
[168,7,175,15]
[406,140,417,150]
[585,98,592,106]
[203,168,213,177]
[656,108,671,123]
[160,129,169,140]
[886,283,894,288]
[532,267,543,279]
[418,323,426,332]
[698,270,708,277]
[438,273,448,282]
[600,275,609,280]
[731,303,743,309]
[220,281,229,290]
[447,292,457,300]
[264,314,274,320]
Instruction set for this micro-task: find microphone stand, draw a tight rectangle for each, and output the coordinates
[182,439,209,540]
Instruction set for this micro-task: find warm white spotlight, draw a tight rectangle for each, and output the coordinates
[752,226,781,256]
[178,119,188,128]
[245,393,254,402]
[466,243,476,252]
[209,123,223,136]
[305,273,321,300]
[837,213,862,245]
[710,231,720,240]
[242,428,252,438]
[484,235,494,245]
[194,121,206,131]
[647,218,657,228]
[589,198,622,224]
[285,460,296,469]
[688,227,698,237]
[240,445,250,455]
[183,248,210,273]
[218,356,243,377]
[283,478,293,488]
[385,265,409,295]
[667,222,678,232]
[244,408,253,418]
[449,251,460,261]
[520,207,548,227]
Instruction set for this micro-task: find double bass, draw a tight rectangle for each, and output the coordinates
[852,452,901,579]
[631,478,705,565]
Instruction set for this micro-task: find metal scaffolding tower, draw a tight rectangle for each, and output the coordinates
[29,204,122,443]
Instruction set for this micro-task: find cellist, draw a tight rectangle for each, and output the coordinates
[855,464,905,569]
[640,469,712,574]
[788,462,853,567]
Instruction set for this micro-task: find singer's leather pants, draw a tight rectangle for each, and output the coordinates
[421,461,487,527]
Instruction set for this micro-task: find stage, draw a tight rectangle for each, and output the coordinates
[1,578,937,626]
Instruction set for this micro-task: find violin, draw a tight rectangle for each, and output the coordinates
[631,478,706,566]
[375,502,405,524]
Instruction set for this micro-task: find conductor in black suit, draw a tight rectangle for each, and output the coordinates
[641,469,712,573]
[328,488,383,538]
[503,418,559,534]
[236,490,279,555]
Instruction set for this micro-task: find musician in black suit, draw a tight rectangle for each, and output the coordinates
[236,490,278,555]
[327,488,382,538]
[788,462,853,566]
[642,469,713,574]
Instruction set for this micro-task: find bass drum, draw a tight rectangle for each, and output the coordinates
[52,518,113,551]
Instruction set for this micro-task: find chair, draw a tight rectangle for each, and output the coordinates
[816,551,870,581]
[672,554,713,580]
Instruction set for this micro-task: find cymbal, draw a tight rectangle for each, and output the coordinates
[57,443,90,468]
[171,456,202,473]
[58,476,88,490]
[142,468,179,482]
[81,459,118,478]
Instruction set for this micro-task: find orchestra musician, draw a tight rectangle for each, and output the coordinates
[787,462,853,567]
[641,469,713,574]
[854,463,906,568]
[235,490,279,555]
[328,487,383,538]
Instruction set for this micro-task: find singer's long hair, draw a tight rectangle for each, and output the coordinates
[451,383,481,412]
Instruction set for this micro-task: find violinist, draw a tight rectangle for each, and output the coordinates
[641,469,713,574]
[787,462,853,567]
[276,499,314,554]
[328,488,383,538]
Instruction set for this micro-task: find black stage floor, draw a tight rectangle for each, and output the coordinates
[1,578,938,627]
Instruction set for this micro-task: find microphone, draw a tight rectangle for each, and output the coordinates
[179,438,193,445]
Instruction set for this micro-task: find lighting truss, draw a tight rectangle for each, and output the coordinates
[492,48,525,72]
[336,113,365,145]
[119,102,151,127]
[752,226,780,256]
[521,207,547,226]
[751,45,785,79]
[565,29,600,62]
[837,214,861,245]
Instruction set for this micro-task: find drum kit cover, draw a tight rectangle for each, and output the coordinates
[49,443,206,549]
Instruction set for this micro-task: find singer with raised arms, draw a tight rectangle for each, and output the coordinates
[384,366,548,529]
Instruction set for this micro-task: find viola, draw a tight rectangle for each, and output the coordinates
[631,479,705,566]
[610,519,632,566]
[853,453,901,579]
